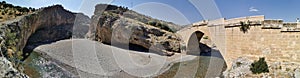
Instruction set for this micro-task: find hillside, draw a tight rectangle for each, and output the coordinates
[122,8,183,32]
[0,1,36,22]
[91,4,182,32]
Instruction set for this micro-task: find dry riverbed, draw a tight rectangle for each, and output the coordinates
[22,39,204,77]
[23,39,225,77]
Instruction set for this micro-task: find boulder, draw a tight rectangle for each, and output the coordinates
[295,68,300,78]
[223,57,252,78]
[0,57,28,78]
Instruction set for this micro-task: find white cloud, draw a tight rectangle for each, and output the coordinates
[249,7,259,12]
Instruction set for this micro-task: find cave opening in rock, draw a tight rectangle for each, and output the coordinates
[109,42,155,53]
[22,24,74,61]
[128,43,149,52]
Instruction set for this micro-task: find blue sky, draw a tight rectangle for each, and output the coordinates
[2,0,300,25]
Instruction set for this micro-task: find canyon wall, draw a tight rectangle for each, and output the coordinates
[88,4,182,55]
[0,5,91,77]
[0,5,89,61]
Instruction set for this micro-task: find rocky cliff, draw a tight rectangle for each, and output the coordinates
[0,5,90,77]
[1,5,87,58]
[0,57,28,77]
[0,4,184,77]
[87,4,182,55]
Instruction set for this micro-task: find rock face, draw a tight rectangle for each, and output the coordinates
[223,57,300,78]
[0,5,90,77]
[0,57,28,78]
[223,57,252,78]
[295,68,300,78]
[87,4,182,54]
[0,5,90,57]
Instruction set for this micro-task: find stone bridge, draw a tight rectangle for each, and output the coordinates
[176,15,266,67]
[176,15,300,68]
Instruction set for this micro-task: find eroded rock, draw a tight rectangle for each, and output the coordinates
[223,57,252,78]
[0,5,90,77]
[87,4,182,54]
[0,57,28,78]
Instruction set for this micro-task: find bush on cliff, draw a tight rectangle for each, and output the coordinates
[250,57,269,74]
[0,1,36,22]
[147,21,174,33]
[240,21,251,33]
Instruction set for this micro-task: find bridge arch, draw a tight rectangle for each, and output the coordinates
[177,26,228,77]
[177,26,211,55]
[186,31,204,55]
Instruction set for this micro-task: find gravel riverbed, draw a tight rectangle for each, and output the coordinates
[31,39,198,77]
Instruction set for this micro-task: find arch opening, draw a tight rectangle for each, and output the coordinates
[185,30,225,58]
[183,30,228,77]
[186,31,204,55]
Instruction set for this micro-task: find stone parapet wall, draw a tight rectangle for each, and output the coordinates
[189,15,300,67]
[225,25,300,66]
[225,15,264,25]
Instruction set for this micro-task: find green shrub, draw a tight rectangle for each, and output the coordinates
[29,7,36,12]
[147,21,174,33]
[6,32,17,46]
[250,57,269,74]
[3,3,13,8]
[137,18,148,23]
[155,22,162,27]
[240,21,251,33]
[17,7,29,12]
[0,1,6,4]
[203,36,209,39]
[147,21,157,26]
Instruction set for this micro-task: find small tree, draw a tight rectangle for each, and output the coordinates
[0,1,6,4]
[155,22,162,27]
[240,20,251,33]
[147,21,157,26]
[250,57,269,74]
[29,7,36,12]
